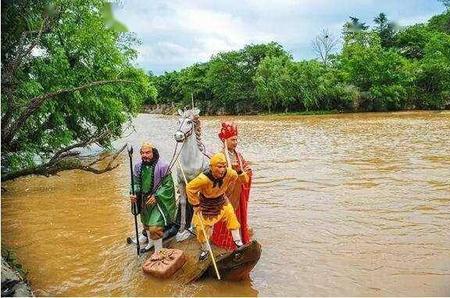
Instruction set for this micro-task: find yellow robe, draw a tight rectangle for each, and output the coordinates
[186,167,242,243]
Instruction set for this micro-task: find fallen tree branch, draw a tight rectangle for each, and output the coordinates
[1,144,127,182]
[49,130,110,163]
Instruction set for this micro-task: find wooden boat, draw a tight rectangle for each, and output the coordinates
[128,226,261,283]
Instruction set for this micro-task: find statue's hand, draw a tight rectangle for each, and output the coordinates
[130,194,137,204]
[146,195,156,206]
[232,162,241,172]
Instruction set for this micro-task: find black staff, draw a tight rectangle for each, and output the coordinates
[128,145,140,256]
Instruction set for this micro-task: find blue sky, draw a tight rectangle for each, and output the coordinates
[113,0,446,75]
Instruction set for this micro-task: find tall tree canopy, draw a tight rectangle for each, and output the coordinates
[151,8,449,115]
[1,0,156,182]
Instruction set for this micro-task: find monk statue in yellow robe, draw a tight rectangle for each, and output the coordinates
[186,152,245,260]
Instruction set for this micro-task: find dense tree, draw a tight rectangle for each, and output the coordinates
[254,55,292,112]
[153,71,182,104]
[428,10,450,34]
[412,32,450,109]
[394,24,433,59]
[177,63,213,110]
[206,50,247,113]
[206,42,290,113]
[373,13,398,48]
[339,33,412,111]
[1,0,155,181]
[152,9,450,115]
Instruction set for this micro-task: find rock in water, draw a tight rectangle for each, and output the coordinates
[1,258,33,297]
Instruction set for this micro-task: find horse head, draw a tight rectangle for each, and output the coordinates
[174,108,200,143]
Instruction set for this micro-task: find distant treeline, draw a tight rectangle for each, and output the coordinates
[148,9,450,114]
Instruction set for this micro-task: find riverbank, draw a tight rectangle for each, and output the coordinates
[142,103,449,116]
[1,248,33,297]
[142,103,339,115]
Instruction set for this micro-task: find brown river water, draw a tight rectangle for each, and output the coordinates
[2,111,450,296]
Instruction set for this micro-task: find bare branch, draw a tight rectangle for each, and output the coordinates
[58,151,81,159]
[79,163,120,174]
[106,144,127,166]
[57,144,127,175]
[312,29,339,66]
[120,121,136,139]
[87,153,110,167]
[49,130,110,163]
[1,144,127,182]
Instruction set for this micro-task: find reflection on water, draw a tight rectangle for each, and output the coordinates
[2,111,450,296]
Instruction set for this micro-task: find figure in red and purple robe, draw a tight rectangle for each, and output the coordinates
[211,122,253,250]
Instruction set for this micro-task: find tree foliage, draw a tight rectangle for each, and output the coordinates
[1,0,156,181]
[152,9,449,114]
[373,13,399,48]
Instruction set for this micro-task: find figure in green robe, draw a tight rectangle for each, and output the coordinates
[130,142,176,252]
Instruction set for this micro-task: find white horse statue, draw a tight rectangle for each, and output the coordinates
[173,108,210,241]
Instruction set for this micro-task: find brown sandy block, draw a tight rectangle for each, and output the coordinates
[142,248,186,279]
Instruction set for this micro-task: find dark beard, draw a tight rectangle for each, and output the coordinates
[141,148,159,167]
[142,159,155,166]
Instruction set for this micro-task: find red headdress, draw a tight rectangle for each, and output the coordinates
[218,121,238,141]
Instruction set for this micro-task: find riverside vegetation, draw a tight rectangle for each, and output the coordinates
[148,4,450,115]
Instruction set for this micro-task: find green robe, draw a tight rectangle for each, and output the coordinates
[134,164,176,228]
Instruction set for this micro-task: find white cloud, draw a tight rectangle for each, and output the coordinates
[195,37,236,60]
[114,0,444,74]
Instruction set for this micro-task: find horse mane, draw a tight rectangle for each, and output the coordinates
[180,108,209,158]
[192,114,211,158]
[193,115,209,157]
